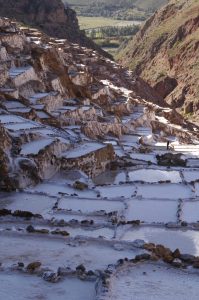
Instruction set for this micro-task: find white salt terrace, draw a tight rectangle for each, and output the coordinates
[102,263,199,300]
[4,122,42,131]
[125,199,178,223]
[20,138,54,155]
[119,226,199,256]
[9,66,31,78]
[0,233,143,271]
[136,183,193,199]
[0,193,55,216]
[2,101,26,109]
[128,169,182,183]
[181,201,199,223]
[28,182,98,198]
[0,272,96,300]
[58,197,124,214]
[0,114,26,124]
[98,185,136,199]
[28,92,52,104]
[63,142,106,158]
[183,170,199,182]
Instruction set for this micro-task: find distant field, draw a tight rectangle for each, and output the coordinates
[78,16,141,30]
[64,0,169,21]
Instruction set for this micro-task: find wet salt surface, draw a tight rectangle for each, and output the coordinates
[28,183,97,198]
[93,171,126,185]
[125,199,178,223]
[128,169,181,183]
[182,201,199,223]
[136,183,192,199]
[0,272,96,300]
[0,193,55,216]
[58,197,124,214]
[21,138,54,155]
[98,185,136,199]
[0,233,142,270]
[103,263,199,300]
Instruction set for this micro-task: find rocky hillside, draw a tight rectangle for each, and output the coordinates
[0,0,111,58]
[118,0,199,119]
[0,16,196,191]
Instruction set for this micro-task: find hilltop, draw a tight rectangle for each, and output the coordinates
[118,0,199,120]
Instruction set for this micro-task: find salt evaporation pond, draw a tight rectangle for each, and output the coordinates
[128,169,182,183]
[0,272,96,300]
[120,226,199,255]
[103,263,199,300]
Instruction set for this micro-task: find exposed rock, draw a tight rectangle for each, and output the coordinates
[0,0,110,58]
[26,261,41,271]
[172,258,183,268]
[51,229,69,236]
[76,264,86,273]
[13,210,35,219]
[42,272,60,283]
[156,153,186,167]
[26,225,35,233]
[180,254,196,263]
[173,249,181,259]
[135,253,151,261]
[0,209,12,216]
[73,181,88,191]
[154,77,178,99]
[118,0,199,116]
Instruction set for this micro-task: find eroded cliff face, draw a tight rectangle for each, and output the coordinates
[0,0,111,58]
[118,0,199,120]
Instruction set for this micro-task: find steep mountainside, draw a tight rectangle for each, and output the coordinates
[0,0,111,58]
[118,0,199,119]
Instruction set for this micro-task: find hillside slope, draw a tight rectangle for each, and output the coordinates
[118,0,199,119]
[0,0,111,58]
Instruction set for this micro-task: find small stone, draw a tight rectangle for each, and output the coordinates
[26,261,41,271]
[180,254,195,263]
[26,225,35,233]
[135,253,151,261]
[76,264,86,273]
[132,239,145,248]
[43,272,60,283]
[113,244,124,251]
[181,221,188,227]
[172,258,183,268]
[173,248,181,259]
[87,270,95,276]
[18,262,24,268]
[144,243,155,251]
[193,261,199,269]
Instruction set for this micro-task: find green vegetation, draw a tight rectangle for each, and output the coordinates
[64,0,169,21]
[63,0,168,57]
[78,16,141,29]
[83,23,140,57]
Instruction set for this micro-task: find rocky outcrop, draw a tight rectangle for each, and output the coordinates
[118,0,199,118]
[0,0,111,58]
